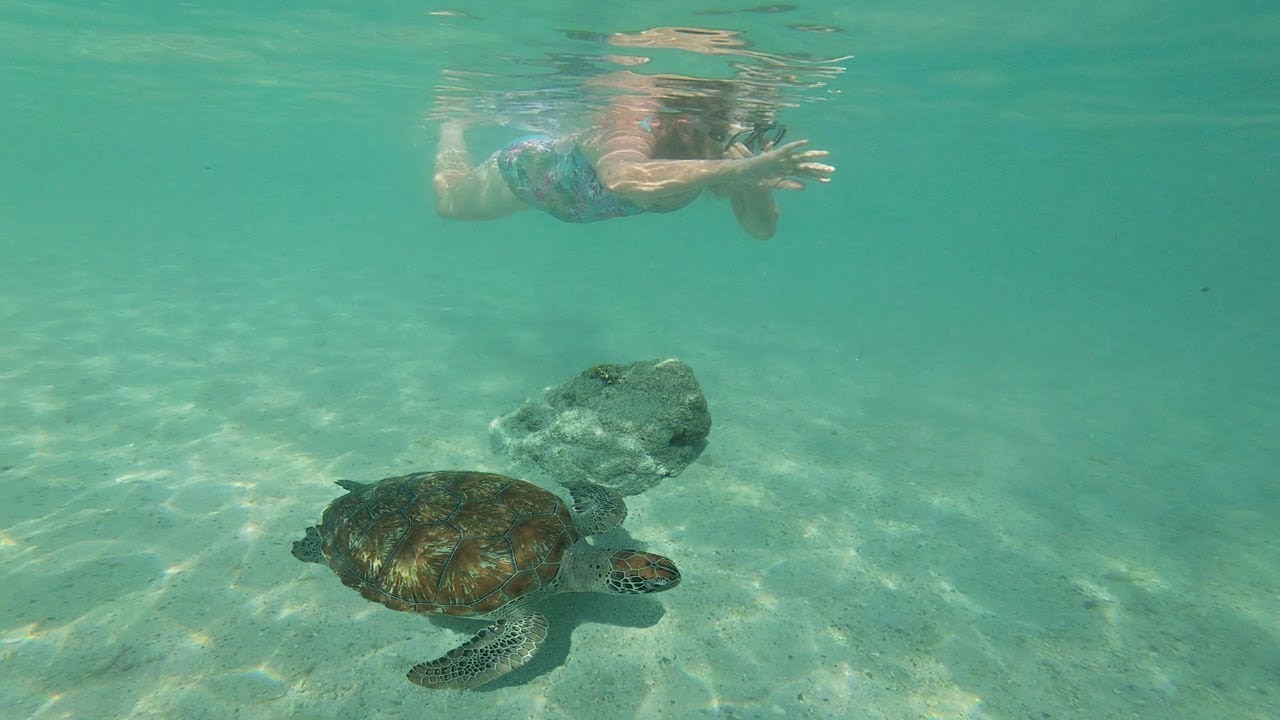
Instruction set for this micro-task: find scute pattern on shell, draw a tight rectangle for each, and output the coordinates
[316,471,581,616]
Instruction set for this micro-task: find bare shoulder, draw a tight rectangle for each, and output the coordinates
[579,101,660,166]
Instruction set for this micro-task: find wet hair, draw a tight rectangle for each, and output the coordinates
[648,78,739,159]
[651,115,723,160]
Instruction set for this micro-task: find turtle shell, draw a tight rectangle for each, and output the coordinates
[315,471,581,616]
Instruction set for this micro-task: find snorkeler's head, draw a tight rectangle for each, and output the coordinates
[651,114,724,159]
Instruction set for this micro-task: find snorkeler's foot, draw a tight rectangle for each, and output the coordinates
[438,119,468,146]
[433,121,474,195]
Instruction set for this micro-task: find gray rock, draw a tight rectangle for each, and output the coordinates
[490,358,711,495]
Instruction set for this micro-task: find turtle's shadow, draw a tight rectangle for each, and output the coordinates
[426,528,671,691]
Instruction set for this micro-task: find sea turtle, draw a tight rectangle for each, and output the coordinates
[291,470,680,689]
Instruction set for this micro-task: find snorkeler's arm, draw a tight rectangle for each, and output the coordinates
[597,156,740,199]
[719,141,779,240]
[588,122,739,200]
[593,130,833,202]
[577,104,735,199]
[727,186,779,240]
[726,140,836,238]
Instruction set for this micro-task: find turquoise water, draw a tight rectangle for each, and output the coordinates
[2,2,1278,718]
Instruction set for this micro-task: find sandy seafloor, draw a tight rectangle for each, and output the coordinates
[1,213,1277,720]
[3,0,1280,718]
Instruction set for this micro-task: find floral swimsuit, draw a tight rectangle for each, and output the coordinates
[496,134,647,223]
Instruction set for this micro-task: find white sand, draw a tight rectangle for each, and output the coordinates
[2,250,1276,720]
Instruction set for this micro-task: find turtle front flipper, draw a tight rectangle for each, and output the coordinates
[407,611,549,689]
[562,481,627,535]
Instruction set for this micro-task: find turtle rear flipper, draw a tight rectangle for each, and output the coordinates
[408,611,548,689]
[562,481,626,535]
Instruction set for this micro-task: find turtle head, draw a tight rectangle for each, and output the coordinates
[605,550,681,594]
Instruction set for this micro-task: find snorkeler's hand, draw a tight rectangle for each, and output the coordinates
[731,140,833,189]
[723,142,804,191]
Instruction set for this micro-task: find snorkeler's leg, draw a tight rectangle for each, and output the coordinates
[433,122,526,220]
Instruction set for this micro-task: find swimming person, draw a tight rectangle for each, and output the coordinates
[431,78,835,240]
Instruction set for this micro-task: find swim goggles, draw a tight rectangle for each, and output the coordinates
[724,124,787,154]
